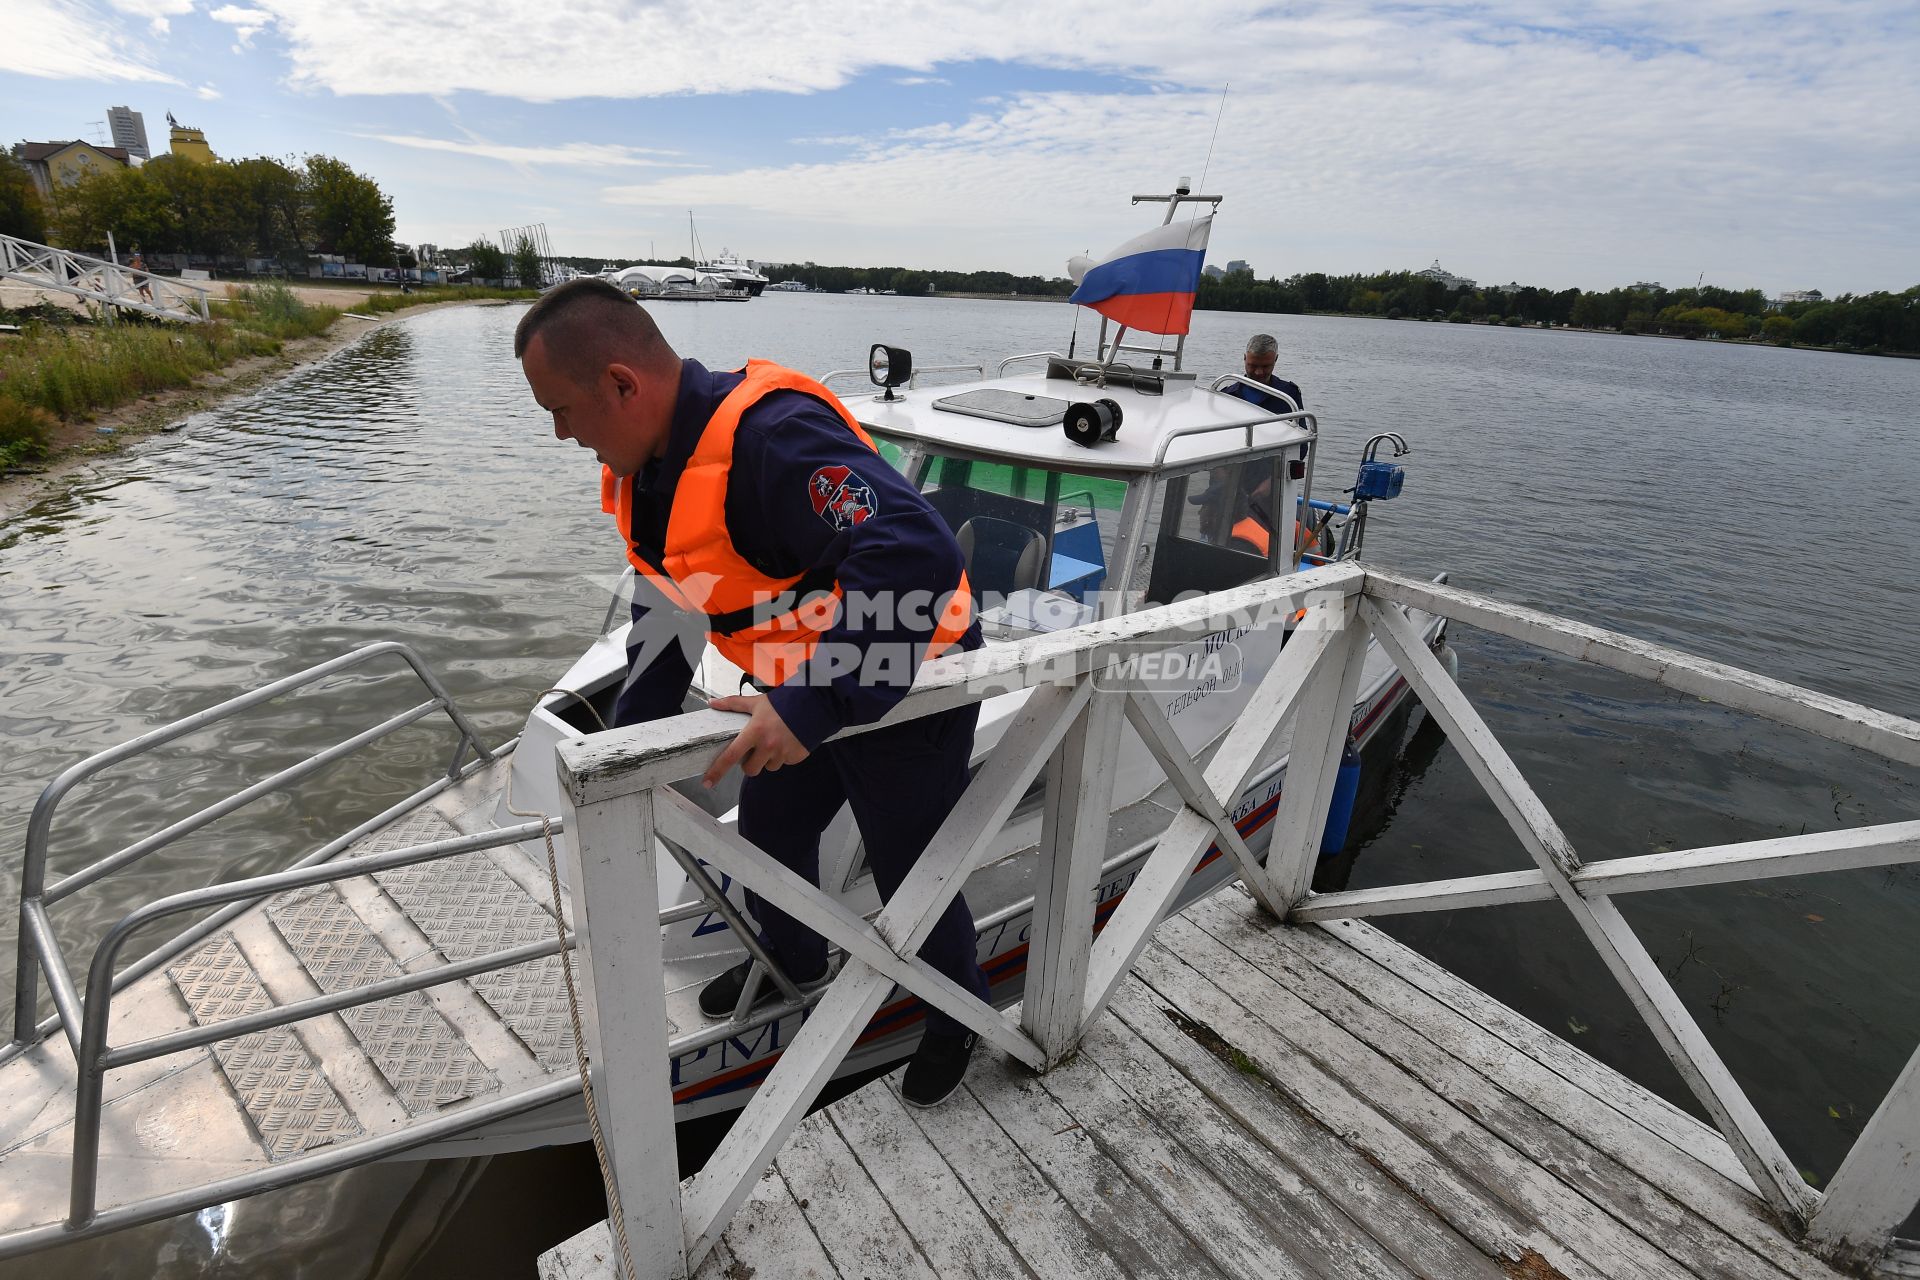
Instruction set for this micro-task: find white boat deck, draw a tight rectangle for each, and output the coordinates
[545,886,1852,1280]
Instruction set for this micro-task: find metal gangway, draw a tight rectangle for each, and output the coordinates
[0,232,212,324]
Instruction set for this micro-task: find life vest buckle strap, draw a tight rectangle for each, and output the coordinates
[704,563,841,636]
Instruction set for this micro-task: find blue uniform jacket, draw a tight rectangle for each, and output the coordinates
[1227,375,1305,414]
[612,359,979,750]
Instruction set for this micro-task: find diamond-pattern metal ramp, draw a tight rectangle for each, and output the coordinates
[376,839,576,1072]
[267,884,495,1112]
[167,934,364,1160]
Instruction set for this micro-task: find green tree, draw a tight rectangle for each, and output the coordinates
[0,154,46,241]
[467,239,507,282]
[228,156,309,262]
[1761,315,1793,345]
[510,234,542,288]
[305,155,394,264]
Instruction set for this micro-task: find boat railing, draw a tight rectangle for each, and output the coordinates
[1152,409,1317,465]
[557,562,1920,1277]
[1209,371,1303,415]
[996,350,1065,375]
[8,642,497,1061]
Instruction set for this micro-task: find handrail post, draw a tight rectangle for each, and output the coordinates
[559,782,688,1278]
[1021,679,1122,1064]
[1804,1038,1920,1266]
[1266,594,1372,909]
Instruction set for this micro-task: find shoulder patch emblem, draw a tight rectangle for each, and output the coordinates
[807,464,879,531]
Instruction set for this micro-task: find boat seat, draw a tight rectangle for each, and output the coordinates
[957,517,1045,597]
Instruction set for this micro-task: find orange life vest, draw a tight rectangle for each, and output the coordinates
[1233,514,1327,561]
[601,359,973,689]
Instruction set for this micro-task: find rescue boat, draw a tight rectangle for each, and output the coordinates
[0,189,1452,1257]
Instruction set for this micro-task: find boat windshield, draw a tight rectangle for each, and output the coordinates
[873,438,1129,637]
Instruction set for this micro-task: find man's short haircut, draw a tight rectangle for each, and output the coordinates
[513,277,676,387]
[1246,333,1279,357]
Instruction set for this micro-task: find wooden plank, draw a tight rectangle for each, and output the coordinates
[681,964,894,1262]
[891,1078,1130,1280]
[825,1084,1040,1279]
[560,562,1366,804]
[1023,685,1122,1064]
[1294,867,1554,920]
[1319,916,1758,1192]
[656,791,1043,1069]
[1188,897,1816,1280]
[1363,594,1822,1227]
[1362,568,1920,769]
[960,1049,1231,1278]
[715,1163,842,1279]
[1276,916,1840,1279]
[1121,693,1264,894]
[1806,1040,1920,1265]
[1105,979,1508,1280]
[1144,918,1686,1280]
[1297,822,1920,922]
[778,1110,938,1280]
[1070,1011,1427,1280]
[1027,1045,1324,1279]
[1126,933,1591,1277]
[685,678,1095,1256]
[1297,826,1920,922]
[562,791,688,1279]
[1076,619,1341,1030]
[1265,599,1373,906]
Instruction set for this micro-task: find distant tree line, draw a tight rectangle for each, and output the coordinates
[1197,269,1919,356]
[1,150,397,268]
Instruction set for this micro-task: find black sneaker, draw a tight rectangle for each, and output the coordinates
[900,1029,979,1108]
[698,957,829,1020]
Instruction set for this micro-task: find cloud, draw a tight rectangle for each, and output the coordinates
[108,0,194,35]
[893,75,950,86]
[2,0,182,81]
[364,134,688,168]
[209,4,273,47]
[598,20,1920,294]
[196,82,221,98]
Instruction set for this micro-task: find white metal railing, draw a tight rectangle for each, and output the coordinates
[555,563,1920,1277]
[0,232,212,323]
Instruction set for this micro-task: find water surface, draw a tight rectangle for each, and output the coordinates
[3,297,1917,1272]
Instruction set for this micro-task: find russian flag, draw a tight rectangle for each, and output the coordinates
[1067,215,1213,336]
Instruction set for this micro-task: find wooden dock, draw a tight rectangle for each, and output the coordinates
[543,886,1851,1280]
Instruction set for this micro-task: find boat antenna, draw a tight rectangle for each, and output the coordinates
[1194,83,1229,213]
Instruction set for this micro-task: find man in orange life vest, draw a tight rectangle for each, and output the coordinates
[515,279,989,1106]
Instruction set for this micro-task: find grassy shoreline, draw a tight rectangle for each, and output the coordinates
[0,285,536,475]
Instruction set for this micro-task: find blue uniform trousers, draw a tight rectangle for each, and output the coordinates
[735,701,989,1039]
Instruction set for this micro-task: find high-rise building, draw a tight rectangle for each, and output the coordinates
[106,106,150,160]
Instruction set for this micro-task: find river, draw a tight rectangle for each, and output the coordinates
[3,295,1917,1274]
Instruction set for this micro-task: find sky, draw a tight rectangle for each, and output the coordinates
[4,1,1917,295]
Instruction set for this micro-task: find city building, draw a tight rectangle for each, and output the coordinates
[9,140,131,200]
[1415,259,1476,290]
[1225,259,1253,275]
[1777,289,1823,306]
[106,106,150,161]
[1202,264,1225,281]
[166,113,215,164]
